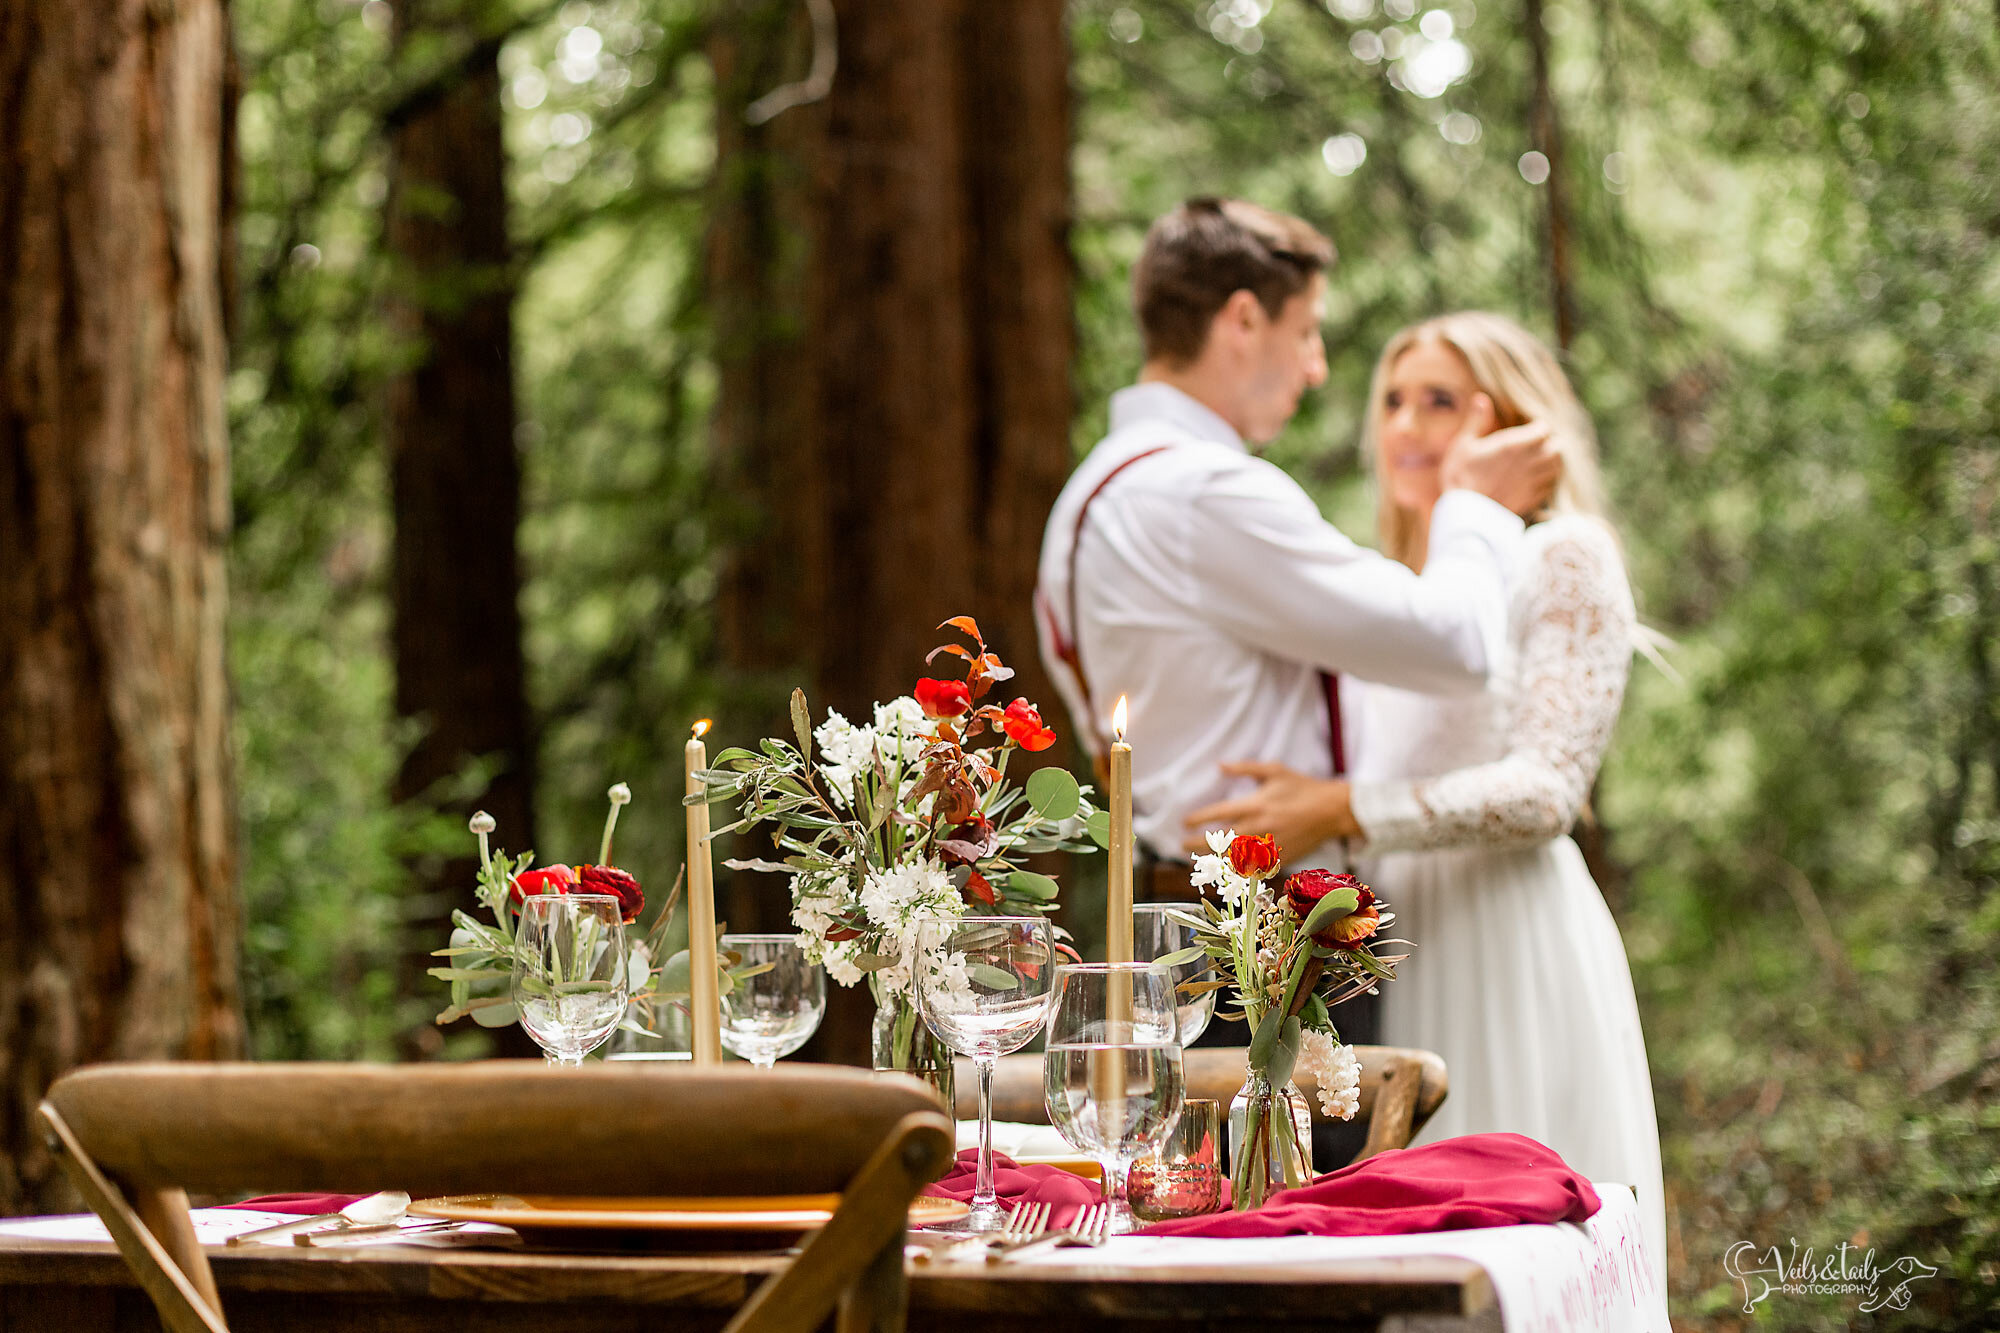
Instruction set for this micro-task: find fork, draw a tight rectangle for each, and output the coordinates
[912,1200,1051,1264]
[986,1203,1112,1262]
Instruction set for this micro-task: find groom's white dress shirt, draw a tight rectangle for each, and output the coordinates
[1035,382,1525,868]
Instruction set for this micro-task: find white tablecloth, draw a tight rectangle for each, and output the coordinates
[931,1172,1667,1333]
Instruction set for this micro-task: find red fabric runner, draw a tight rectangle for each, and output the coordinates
[921,1149,1101,1227]
[1140,1133,1601,1238]
[214,1193,370,1215]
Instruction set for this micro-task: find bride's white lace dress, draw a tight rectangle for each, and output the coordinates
[1347,515,1666,1287]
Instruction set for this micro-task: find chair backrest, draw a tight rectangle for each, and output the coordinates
[957,1044,1448,1161]
[40,1062,953,1333]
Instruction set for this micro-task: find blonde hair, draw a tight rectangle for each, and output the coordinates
[1363,311,1612,568]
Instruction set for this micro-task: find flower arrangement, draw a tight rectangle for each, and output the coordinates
[692,617,1100,1093]
[431,784,753,1042]
[1168,831,1409,1209]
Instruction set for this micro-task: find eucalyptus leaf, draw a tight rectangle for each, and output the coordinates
[658,949,691,996]
[1025,766,1081,821]
[1248,1005,1284,1069]
[1265,1015,1303,1087]
[969,963,1020,991]
[1085,809,1112,849]
[1006,871,1060,901]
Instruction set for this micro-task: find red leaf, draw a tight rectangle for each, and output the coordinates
[926,643,976,665]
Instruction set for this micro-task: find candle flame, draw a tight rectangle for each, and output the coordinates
[1112,695,1129,742]
[692,718,712,739]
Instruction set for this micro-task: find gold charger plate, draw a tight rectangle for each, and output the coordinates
[408,1193,968,1251]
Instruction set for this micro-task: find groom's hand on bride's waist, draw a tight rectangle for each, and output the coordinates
[1441,392,1562,517]
[1180,761,1359,863]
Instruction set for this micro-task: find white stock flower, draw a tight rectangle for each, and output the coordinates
[1299,1029,1362,1121]
[1205,828,1235,856]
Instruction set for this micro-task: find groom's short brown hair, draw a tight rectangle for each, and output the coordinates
[1134,198,1335,365]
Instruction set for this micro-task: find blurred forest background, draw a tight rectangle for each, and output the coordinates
[4,0,1996,1326]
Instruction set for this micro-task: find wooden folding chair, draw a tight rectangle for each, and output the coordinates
[38,1062,953,1333]
[961,1044,1449,1161]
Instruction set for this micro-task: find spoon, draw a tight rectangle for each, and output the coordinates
[225,1191,411,1246]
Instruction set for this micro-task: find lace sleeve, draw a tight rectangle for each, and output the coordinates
[1350,521,1635,853]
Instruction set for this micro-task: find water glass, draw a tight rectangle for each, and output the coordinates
[512,894,630,1065]
[719,934,826,1067]
[1134,903,1215,1047]
[1042,961,1184,1234]
[1127,1098,1224,1221]
[915,916,1056,1232]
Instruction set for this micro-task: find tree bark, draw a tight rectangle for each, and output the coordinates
[1525,0,1577,352]
[710,0,1073,1061]
[0,0,243,1213]
[385,0,534,1053]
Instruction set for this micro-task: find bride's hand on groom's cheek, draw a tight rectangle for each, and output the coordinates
[1180,762,1359,862]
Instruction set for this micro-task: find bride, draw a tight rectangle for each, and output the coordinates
[1185,310,1666,1287]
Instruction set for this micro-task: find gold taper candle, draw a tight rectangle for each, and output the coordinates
[1094,697,1136,1146]
[1107,695,1134,964]
[684,720,723,1066]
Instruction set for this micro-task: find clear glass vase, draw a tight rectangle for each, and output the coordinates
[1227,1068,1313,1211]
[870,993,956,1109]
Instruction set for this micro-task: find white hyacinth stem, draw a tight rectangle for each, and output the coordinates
[599,806,621,866]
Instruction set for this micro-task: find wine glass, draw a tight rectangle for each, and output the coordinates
[511,894,630,1066]
[719,934,826,1067]
[914,916,1056,1233]
[1043,961,1184,1234]
[1134,903,1215,1047]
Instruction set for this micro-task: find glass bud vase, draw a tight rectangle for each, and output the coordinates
[1227,1068,1313,1211]
[871,994,956,1109]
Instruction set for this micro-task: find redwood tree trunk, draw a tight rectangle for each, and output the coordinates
[385,0,534,1053]
[710,0,1073,1061]
[0,0,243,1213]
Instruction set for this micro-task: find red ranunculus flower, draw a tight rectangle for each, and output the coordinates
[1227,833,1282,879]
[511,863,578,906]
[1284,869,1380,950]
[579,863,644,923]
[1001,698,1057,751]
[914,677,973,719]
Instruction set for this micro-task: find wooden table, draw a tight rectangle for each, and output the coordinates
[0,1233,1501,1332]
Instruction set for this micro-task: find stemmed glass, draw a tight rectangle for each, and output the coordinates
[1134,904,1215,1047]
[1043,962,1185,1234]
[511,894,630,1066]
[915,915,1057,1233]
[719,933,826,1068]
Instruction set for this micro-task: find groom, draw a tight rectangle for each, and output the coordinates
[1034,198,1555,1061]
